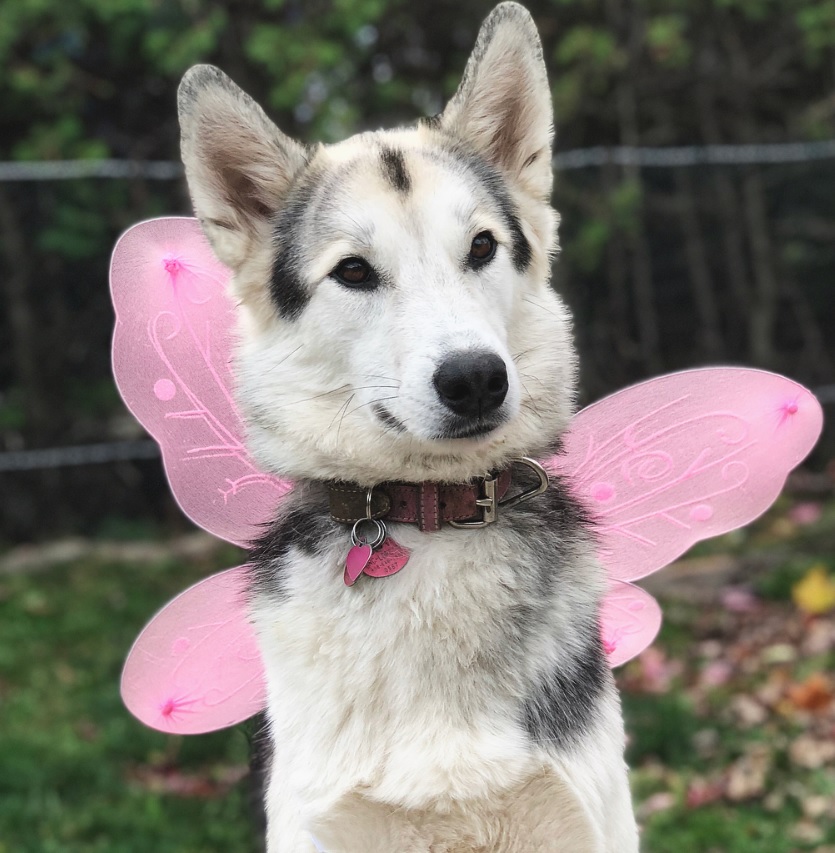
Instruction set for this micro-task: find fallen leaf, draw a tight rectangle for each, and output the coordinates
[802,794,833,820]
[789,735,835,769]
[725,744,772,801]
[632,647,681,693]
[721,587,760,613]
[802,618,835,655]
[729,694,769,727]
[699,660,733,688]
[790,820,824,845]
[760,643,797,665]
[686,777,725,808]
[638,791,676,819]
[792,565,835,616]
[787,673,833,713]
[788,502,823,526]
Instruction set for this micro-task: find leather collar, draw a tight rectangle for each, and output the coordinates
[328,471,512,532]
[327,458,550,532]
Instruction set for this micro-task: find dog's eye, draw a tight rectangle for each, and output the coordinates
[332,257,377,289]
[469,231,497,267]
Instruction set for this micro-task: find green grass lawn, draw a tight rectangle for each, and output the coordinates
[0,549,258,853]
[2,501,834,851]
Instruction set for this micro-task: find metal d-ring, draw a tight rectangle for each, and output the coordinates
[499,457,550,511]
[350,517,387,550]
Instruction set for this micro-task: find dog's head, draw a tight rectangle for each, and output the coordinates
[178,2,575,485]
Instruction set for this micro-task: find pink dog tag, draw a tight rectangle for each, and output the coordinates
[364,538,411,578]
[344,544,372,586]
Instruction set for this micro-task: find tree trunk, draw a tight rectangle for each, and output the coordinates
[608,0,661,374]
[0,186,50,444]
[740,167,779,368]
[673,168,724,360]
[601,160,640,372]
[721,23,780,368]
[694,66,753,350]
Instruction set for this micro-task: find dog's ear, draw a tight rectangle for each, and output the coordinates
[178,65,308,271]
[440,3,553,199]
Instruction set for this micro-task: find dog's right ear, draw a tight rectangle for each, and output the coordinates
[178,65,308,272]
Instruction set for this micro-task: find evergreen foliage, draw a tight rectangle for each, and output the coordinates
[1,0,834,539]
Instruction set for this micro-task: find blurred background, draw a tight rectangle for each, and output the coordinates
[1,1,834,851]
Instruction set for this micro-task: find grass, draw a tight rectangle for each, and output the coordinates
[2,501,834,851]
[0,550,257,853]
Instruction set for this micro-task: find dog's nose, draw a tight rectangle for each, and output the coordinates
[433,351,509,419]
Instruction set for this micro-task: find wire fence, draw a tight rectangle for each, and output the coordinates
[0,441,160,472]
[2,384,833,472]
[3,140,834,474]
[4,139,835,182]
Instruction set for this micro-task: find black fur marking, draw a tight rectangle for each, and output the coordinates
[443,145,533,273]
[522,638,608,750]
[246,712,272,844]
[249,498,338,600]
[510,472,595,596]
[433,415,505,441]
[373,403,407,433]
[499,474,607,747]
[418,113,442,129]
[503,206,533,272]
[269,179,315,319]
[380,146,410,193]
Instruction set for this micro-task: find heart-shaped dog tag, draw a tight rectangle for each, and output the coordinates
[344,543,372,586]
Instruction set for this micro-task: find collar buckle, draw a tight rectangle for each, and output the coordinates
[448,457,549,528]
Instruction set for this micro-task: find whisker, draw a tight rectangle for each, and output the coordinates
[275,384,398,412]
[359,373,401,385]
[519,378,542,420]
[523,296,562,319]
[336,394,355,444]
[518,371,550,388]
[346,384,400,392]
[512,346,539,362]
[273,386,351,411]
[343,395,400,420]
[328,393,355,430]
[267,343,304,372]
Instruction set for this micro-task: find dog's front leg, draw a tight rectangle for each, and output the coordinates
[265,774,321,853]
[266,816,320,853]
[304,793,431,853]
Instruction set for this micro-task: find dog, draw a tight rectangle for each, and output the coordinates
[176,3,639,850]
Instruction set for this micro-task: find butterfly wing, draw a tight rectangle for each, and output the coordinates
[547,368,822,665]
[550,368,823,583]
[110,217,291,546]
[121,565,267,734]
[600,581,663,667]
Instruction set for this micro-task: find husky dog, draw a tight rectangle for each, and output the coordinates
[177,3,638,850]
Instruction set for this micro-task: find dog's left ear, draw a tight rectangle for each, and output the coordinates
[440,3,553,199]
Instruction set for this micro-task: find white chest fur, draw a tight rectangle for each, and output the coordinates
[251,520,608,809]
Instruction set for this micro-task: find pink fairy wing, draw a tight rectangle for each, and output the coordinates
[599,581,662,668]
[549,368,823,583]
[121,565,266,734]
[110,217,291,547]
